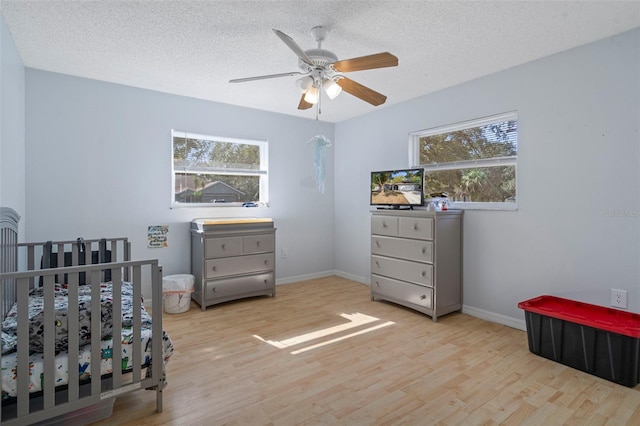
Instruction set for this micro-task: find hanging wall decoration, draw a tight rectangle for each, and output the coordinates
[307,134,332,194]
[147,225,169,248]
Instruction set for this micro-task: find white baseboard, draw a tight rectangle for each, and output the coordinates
[276,270,336,285]
[334,270,368,285]
[276,270,369,286]
[462,305,526,331]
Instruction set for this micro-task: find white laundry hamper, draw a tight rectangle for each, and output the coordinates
[162,274,195,314]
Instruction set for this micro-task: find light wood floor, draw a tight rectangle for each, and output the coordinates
[93,276,640,425]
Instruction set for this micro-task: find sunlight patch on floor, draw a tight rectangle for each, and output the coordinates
[253,312,394,354]
[290,321,395,354]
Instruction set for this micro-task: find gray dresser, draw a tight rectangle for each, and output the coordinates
[370,209,462,321]
[190,218,276,310]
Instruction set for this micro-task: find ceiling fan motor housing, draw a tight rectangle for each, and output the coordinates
[299,48,339,73]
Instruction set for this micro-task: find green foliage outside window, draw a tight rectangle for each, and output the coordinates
[418,119,517,203]
[173,133,265,205]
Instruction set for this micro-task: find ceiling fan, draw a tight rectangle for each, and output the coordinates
[229,26,398,113]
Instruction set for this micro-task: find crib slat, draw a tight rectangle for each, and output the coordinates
[132,265,142,383]
[124,241,131,281]
[153,264,163,413]
[16,277,30,417]
[109,240,118,264]
[70,241,80,265]
[90,270,102,396]
[67,273,80,402]
[27,244,34,271]
[43,274,56,409]
[56,243,65,271]
[112,267,123,390]
[26,245,35,287]
[0,272,2,424]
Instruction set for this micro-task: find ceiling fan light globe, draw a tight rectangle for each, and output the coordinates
[296,76,313,92]
[324,79,342,99]
[304,86,319,104]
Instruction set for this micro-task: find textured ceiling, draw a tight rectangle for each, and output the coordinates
[1,0,639,123]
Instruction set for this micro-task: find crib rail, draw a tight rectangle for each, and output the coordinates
[0,259,163,425]
[19,236,131,273]
[1,236,132,319]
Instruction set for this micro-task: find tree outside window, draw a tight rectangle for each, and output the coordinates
[409,112,518,209]
[172,131,268,206]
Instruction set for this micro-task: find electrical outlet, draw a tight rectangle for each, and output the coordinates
[611,288,628,308]
[281,248,288,259]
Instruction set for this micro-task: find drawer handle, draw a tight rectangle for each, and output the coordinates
[420,294,426,300]
[375,240,380,247]
[212,266,217,272]
[382,222,387,228]
[375,281,380,287]
[413,224,418,230]
[375,261,380,267]
[421,271,426,277]
[264,260,269,265]
[211,287,216,292]
[264,279,268,284]
[221,243,226,250]
[256,241,261,246]
[421,247,426,254]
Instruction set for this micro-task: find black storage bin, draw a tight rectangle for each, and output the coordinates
[519,295,640,387]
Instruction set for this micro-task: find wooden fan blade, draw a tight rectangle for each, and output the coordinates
[336,77,387,106]
[273,29,314,66]
[298,94,313,110]
[332,52,398,72]
[229,71,304,83]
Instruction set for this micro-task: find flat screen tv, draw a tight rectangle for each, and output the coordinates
[370,168,424,209]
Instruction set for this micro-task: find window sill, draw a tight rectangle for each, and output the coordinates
[448,202,518,211]
[171,202,269,209]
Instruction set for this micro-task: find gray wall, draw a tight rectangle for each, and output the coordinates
[0,14,25,236]
[334,28,640,328]
[24,70,335,299]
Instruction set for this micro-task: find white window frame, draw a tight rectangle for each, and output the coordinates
[171,130,269,208]
[408,111,518,210]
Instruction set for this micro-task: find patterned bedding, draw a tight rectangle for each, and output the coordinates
[0,282,174,398]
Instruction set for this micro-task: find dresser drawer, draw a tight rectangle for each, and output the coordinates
[398,217,433,240]
[205,272,274,302]
[205,236,243,258]
[205,253,274,279]
[371,274,433,310]
[243,233,275,254]
[371,236,433,263]
[371,216,398,236]
[371,255,433,286]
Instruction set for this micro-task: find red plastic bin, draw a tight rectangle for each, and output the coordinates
[518,295,640,387]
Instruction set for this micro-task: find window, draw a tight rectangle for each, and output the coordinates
[172,130,268,207]
[409,112,518,210]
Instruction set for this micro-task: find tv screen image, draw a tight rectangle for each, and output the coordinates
[371,169,424,208]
